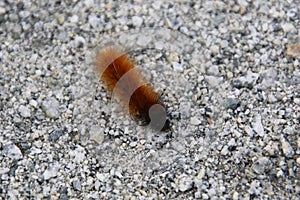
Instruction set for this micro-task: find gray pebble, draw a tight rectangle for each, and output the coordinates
[0,6,6,15]
[205,75,223,87]
[172,62,184,72]
[43,163,60,180]
[19,10,30,18]
[42,97,60,119]
[69,15,79,23]
[59,188,69,200]
[223,98,240,110]
[179,103,191,117]
[252,115,265,137]
[281,23,296,33]
[152,1,161,9]
[245,126,255,137]
[232,72,259,89]
[261,68,278,89]
[18,105,31,118]
[3,143,23,160]
[207,65,219,76]
[49,129,63,142]
[202,193,209,199]
[249,180,260,196]
[132,16,143,27]
[29,54,38,64]
[137,35,152,47]
[89,125,104,144]
[208,188,217,197]
[70,148,86,164]
[129,141,137,147]
[88,15,101,29]
[252,157,271,174]
[267,93,278,103]
[84,0,94,8]
[210,45,220,55]
[58,31,69,42]
[0,168,10,175]
[190,116,201,125]
[72,180,82,191]
[264,141,280,156]
[74,35,86,48]
[280,135,295,158]
[176,174,194,192]
[221,145,229,155]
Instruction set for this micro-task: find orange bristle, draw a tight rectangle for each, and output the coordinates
[95,47,169,131]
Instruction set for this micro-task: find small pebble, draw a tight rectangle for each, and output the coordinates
[72,180,82,191]
[89,125,104,144]
[190,116,201,125]
[132,16,143,27]
[88,15,101,29]
[172,62,184,72]
[252,157,271,174]
[205,75,223,87]
[223,98,240,110]
[0,7,6,15]
[18,105,31,118]
[43,163,60,180]
[3,143,23,160]
[280,135,295,158]
[281,23,296,33]
[137,35,152,46]
[252,115,265,137]
[49,129,63,142]
[74,35,85,48]
[42,98,60,119]
[232,72,259,89]
[176,175,194,192]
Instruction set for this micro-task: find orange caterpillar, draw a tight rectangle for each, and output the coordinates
[96,47,170,131]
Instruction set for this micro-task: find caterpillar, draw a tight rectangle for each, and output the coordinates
[95,46,170,132]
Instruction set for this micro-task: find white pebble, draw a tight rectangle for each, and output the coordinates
[43,163,60,180]
[177,175,193,192]
[132,16,143,27]
[84,0,94,8]
[89,125,104,144]
[281,23,296,33]
[252,115,265,137]
[0,7,6,15]
[3,144,23,160]
[74,35,86,48]
[137,35,152,46]
[205,75,223,87]
[19,105,31,118]
[69,15,79,23]
[69,146,86,163]
[190,116,201,125]
[172,62,184,72]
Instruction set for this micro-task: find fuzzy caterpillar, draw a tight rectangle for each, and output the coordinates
[95,47,170,132]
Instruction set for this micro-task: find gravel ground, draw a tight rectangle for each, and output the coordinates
[0,0,299,199]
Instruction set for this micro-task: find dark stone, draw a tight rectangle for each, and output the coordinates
[59,187,69,200]
[223,98,240,110]
[49,129,63,142]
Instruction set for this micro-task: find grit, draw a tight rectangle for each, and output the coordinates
[0,0,299,199]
